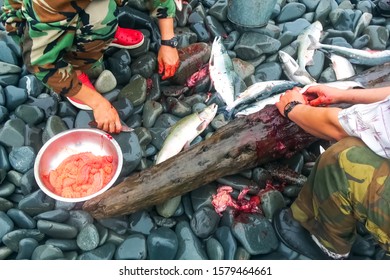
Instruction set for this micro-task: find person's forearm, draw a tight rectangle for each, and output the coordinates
[340,87,390,104]
[158,17,175,40]
[287,104,348,141]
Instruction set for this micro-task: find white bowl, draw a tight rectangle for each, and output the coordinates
[34,129,123,203]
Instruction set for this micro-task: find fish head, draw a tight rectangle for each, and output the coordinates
[199,103,218,122]
[312,21,323,32]
[278,50,290,63]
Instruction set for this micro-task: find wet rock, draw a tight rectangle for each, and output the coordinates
[215,226,237,260]
[94,70,117,93]
[206,237,224,260]
[31,244,64,260]
[234,214,278,255]
[115,233,147,260]
[175,220,208,260]
[147,227,178,260]
[77,224,100,251]
[190,206,220,238]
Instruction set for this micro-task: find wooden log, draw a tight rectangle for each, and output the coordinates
[83,62,390,219]
[83,105,318,219]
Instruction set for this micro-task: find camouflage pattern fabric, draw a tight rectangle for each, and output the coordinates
[291,137,390,255]
[1,0,176,96]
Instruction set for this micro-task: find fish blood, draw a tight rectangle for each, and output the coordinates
[45,152,114,198]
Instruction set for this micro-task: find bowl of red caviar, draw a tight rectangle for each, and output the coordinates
[34,128,123,203]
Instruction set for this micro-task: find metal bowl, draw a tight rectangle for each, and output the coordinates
[34,129,123,203]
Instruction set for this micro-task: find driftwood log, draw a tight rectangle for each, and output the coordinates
[83,63,390,219]
[83,106,317,218]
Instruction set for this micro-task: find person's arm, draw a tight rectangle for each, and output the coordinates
[303,84,390,106]
[21,1,122,133]
[152,0,180,79]
[275,87,348,141]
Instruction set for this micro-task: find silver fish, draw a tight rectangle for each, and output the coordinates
[235,93,283,117]
[328,53,355,80]
[155,103,218,164]
[308,34,390,66]
[297,21,323,69]
[235,80,364,117]
[209,36,237,107]
[279,50,316,85]
[225,80,299,113]
[299,80,365,94]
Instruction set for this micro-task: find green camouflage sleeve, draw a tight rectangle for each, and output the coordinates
[151,0,176,18]
[19,0,94,96]
[1,0,24,42]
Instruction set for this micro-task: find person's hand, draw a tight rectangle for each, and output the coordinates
[275,87,307,117]
[92,98,122,134]
[299,84,344,106]
[158,45,180,80]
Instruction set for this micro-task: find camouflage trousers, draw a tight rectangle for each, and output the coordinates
[291,137,390,255]
[22,0,118,93]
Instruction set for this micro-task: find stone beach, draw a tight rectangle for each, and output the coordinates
[0,0,389,260]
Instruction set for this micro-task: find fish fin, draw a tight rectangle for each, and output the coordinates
[294,69,308,76]
[306,58,314,66]
[307,34,319,50]
[183,141,191,150]
[196,120,209,132]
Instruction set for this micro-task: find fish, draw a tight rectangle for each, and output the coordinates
[299,80,365,94]
[174,0,183,11]
[235,80,365,117]
[235,92,284,117]
[209,36,238,107]
[155,103,218,164]
[297,21,323,69]
[279,50,316,85]
[88,121,134,132]
[328,53,355,80]
[307,34,390,66]
[224,80,299,114]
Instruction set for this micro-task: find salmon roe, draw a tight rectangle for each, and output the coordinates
[44,152,115,198]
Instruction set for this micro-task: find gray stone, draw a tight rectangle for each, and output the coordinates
[16,238,39,259]
[175,220,208,260]
[77,243,116,260]
[232,213,279,255]
[147,227,178,260]
[2,229,45,252]
[77,223,100,251]
[7,208,36,229]
[190,206,220,239]
[37,220,78,239]
[206,237,224,260]
[8,146,36,173]
[0,211,14,241]
[215,226,237,260]
[94,70,117,94]
[31,244,64,260]
[115,233,147,260]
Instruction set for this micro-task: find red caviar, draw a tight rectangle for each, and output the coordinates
[45,152,115,198]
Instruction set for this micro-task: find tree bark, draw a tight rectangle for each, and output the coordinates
[83,63,390,219]
[83,105,317,219]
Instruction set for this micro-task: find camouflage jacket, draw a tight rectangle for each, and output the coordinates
[1,0,176,37]
[0,0,176,96]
